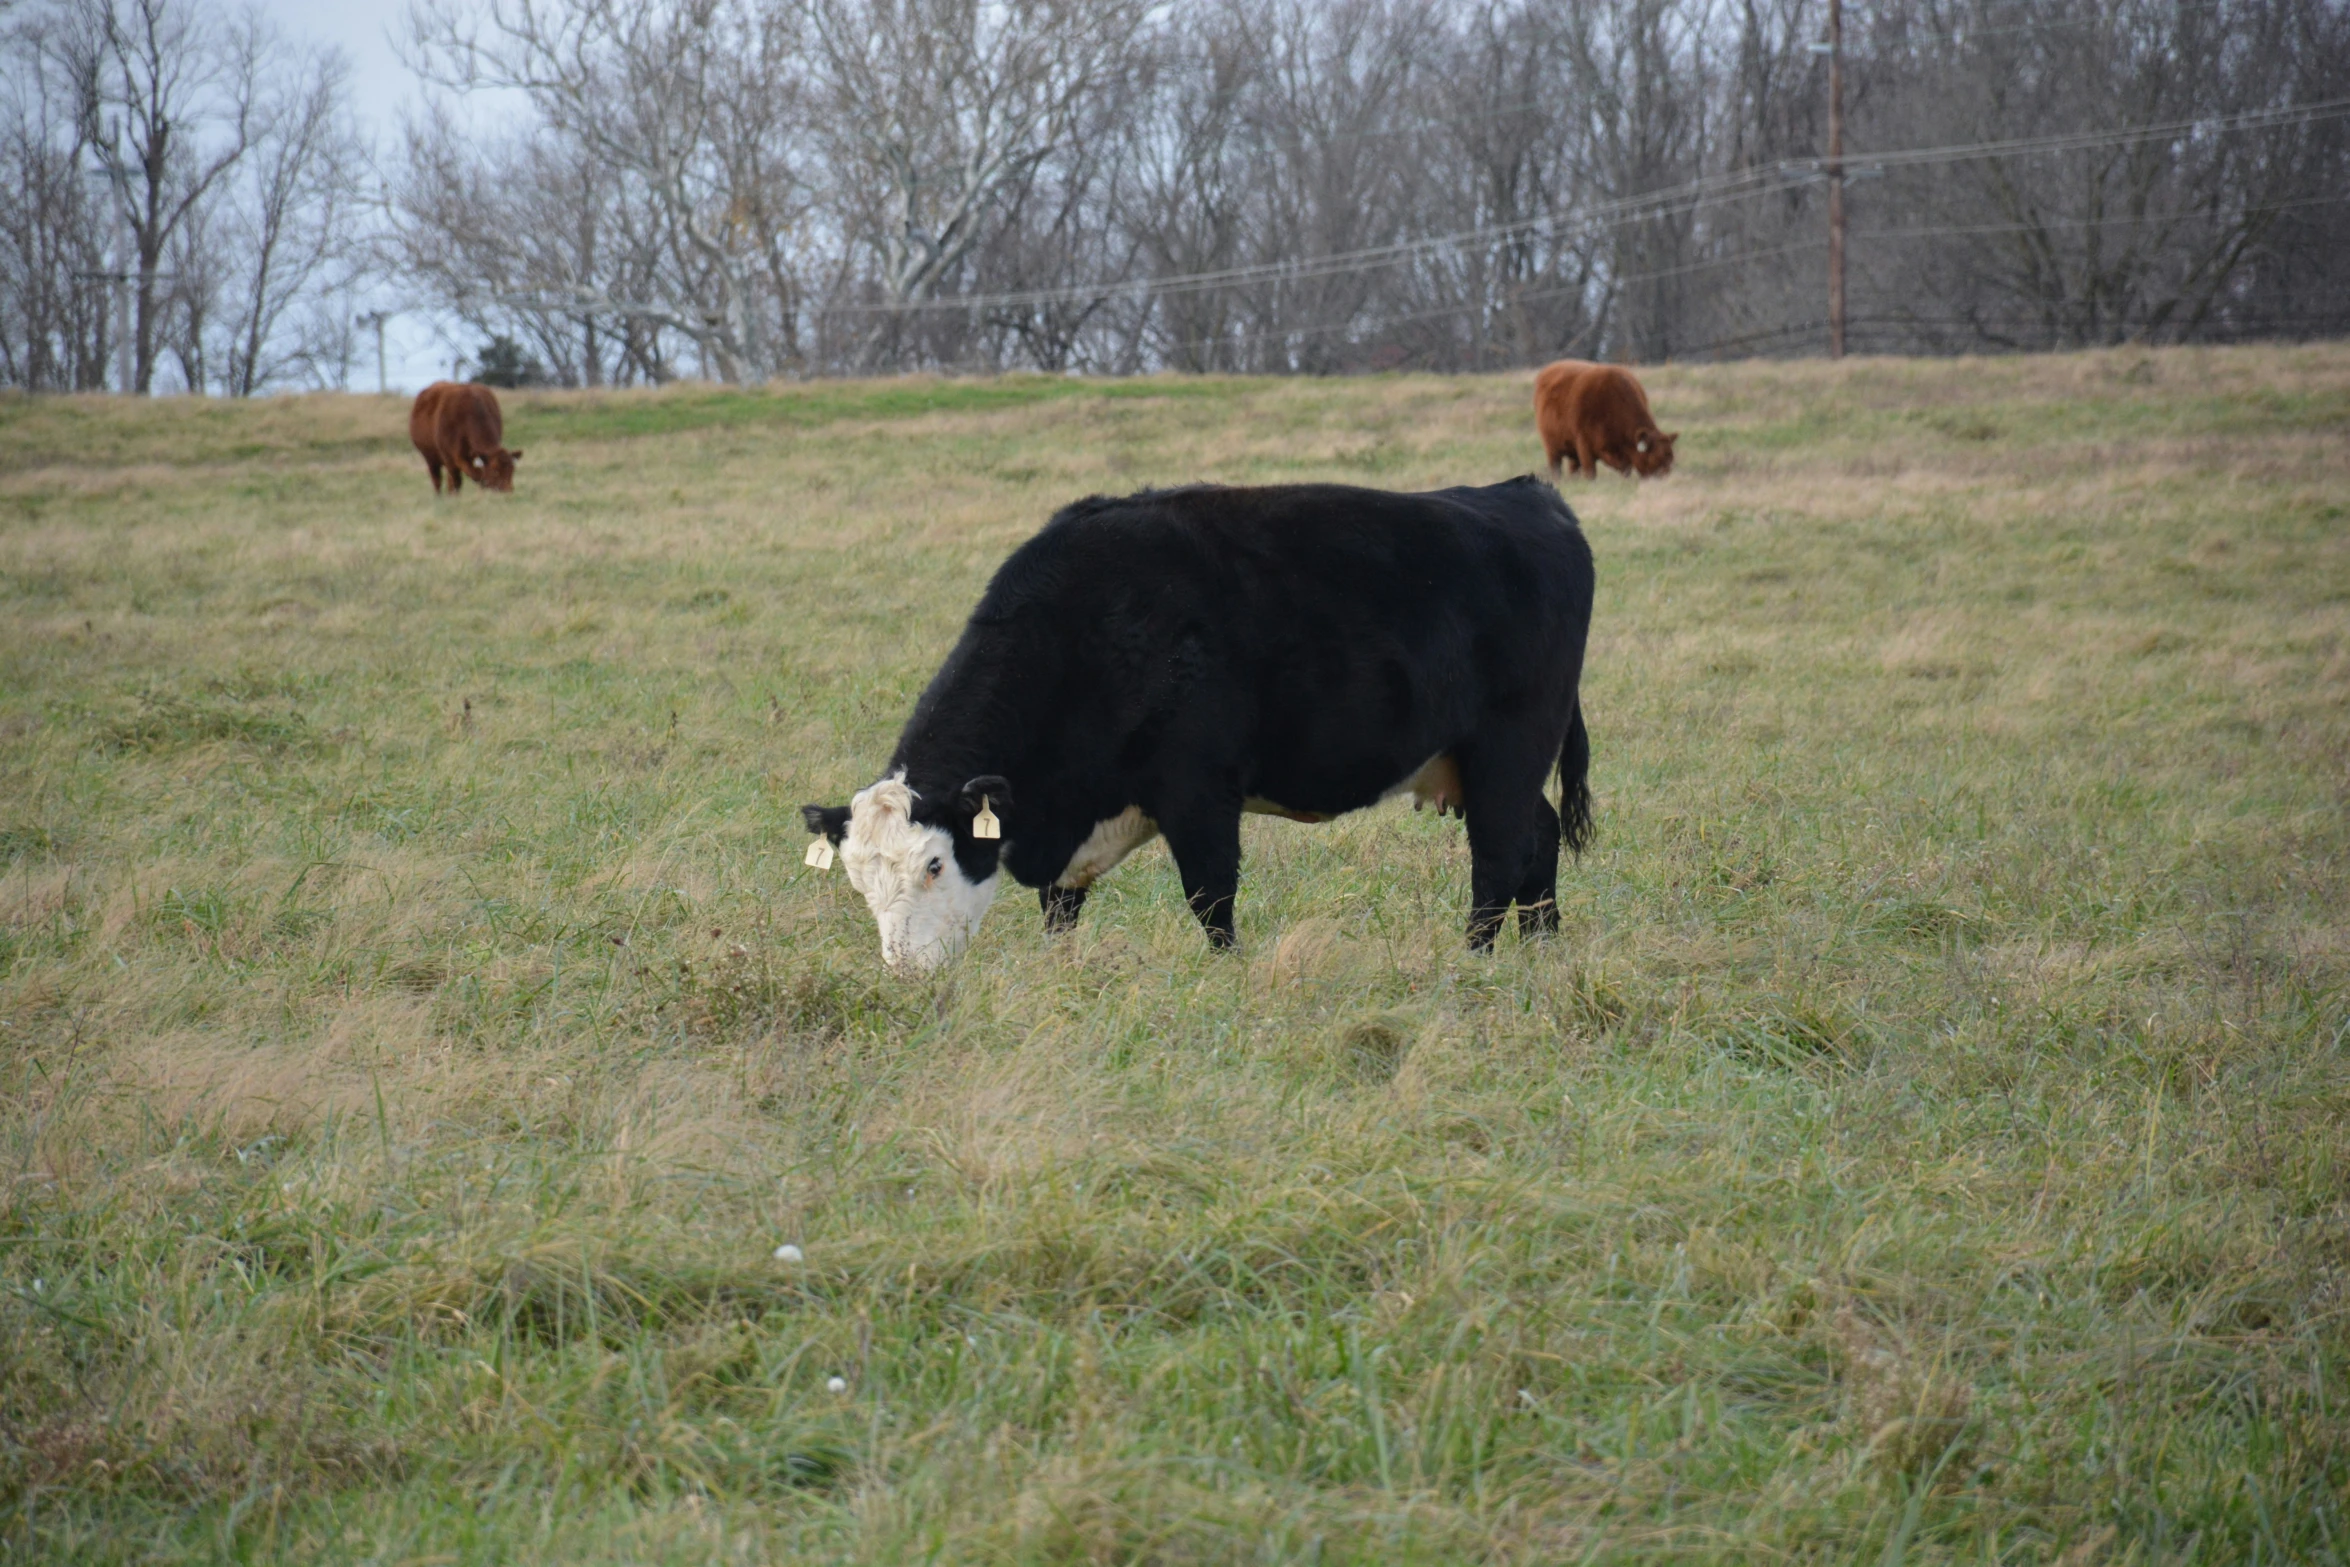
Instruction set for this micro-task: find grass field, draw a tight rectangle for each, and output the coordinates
[2,346,2346,1564]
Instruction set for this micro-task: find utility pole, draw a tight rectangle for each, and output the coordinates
[101,119,137,392]
[86,146,134,392]
[1826,0,1847,359]
[356,311,390,393]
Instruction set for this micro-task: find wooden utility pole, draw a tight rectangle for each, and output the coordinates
[86,157,134,391]
[1827,0,1847,359]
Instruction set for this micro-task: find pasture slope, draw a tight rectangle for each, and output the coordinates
[1,347,2346,1565]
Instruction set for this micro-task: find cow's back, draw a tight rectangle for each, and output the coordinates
[1580,366,1656,435]
[945,480,1592,827]
[411,381,503,456]
[1534,359,1599,408]
[995,481,1587,661]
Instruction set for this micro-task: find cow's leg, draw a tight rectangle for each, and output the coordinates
[1456,742,1552,951]
[1514,795,1562,937]
[1574,438,1599,479]
[1159,806,1243,950]
[1040,883,1088,933]
[425,455,444,494]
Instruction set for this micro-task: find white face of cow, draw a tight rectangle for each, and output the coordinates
[838,775,1001,973]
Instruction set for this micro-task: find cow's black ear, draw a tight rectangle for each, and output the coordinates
[801,804,850,845]
[957,775,1012,815]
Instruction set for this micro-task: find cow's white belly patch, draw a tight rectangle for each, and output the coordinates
[1056,806,1160,889]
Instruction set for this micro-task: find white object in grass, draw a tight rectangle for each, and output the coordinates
[826,1376,848,1394]
[773,1243,803,1263]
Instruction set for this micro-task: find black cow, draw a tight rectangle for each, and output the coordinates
[801,478,1595,971]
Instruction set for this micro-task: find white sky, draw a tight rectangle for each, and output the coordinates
[251,0,525,392]
[252,0,420,138]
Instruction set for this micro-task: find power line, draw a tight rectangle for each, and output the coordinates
[807,96,2350,318]
[864,163,1800,315]
[1166,240,1825,362]
[1856,95,2350,168]
[1120,187,2350,364]
[475,175,2349,367]
[1850,187,2350,240]
[473,98,2349,335]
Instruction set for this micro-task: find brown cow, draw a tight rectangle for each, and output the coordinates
[409,381,522,495]
[1533,360,1676,481]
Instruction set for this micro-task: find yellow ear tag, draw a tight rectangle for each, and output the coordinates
[972,797,1001,840]
[804,839,835,870]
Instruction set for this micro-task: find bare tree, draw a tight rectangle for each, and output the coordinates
[967,79,1140,371]
[49,0,263,392]
[800,0,1148,365]
[1112,16,1256,372]
[405,0,809,381]
[1411,3,1602,368]
[0,10,111,389]
[1826,0,2350,351]
[210,44,362,394]
[391,112,688,385]
[158,177,216,386]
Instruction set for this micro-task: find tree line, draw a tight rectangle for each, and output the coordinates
[6,0,2347,392]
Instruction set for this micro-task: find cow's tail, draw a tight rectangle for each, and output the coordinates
[1557,695,1594,856]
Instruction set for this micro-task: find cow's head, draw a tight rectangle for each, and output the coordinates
[1632,429,1677,477]
[470,447,523,492]
[802,772,1009,973]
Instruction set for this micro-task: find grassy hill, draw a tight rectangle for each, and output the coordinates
[2,347,2346,1563]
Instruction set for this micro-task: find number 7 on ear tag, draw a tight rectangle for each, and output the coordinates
[804,839,835,870]
[972,796,1000,840]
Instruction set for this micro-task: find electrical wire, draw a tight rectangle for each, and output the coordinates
[1033,187,2350,363]
[817,95,2350,317]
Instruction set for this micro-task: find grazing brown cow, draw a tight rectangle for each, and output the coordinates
[409,381,522,495]
[1533,360,1676,481]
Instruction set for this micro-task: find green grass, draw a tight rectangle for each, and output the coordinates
[2,346,2347,1563]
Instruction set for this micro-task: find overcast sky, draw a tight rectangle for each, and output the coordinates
[252,0,421,136]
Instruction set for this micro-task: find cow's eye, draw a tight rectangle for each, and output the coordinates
[926,857,943,879]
